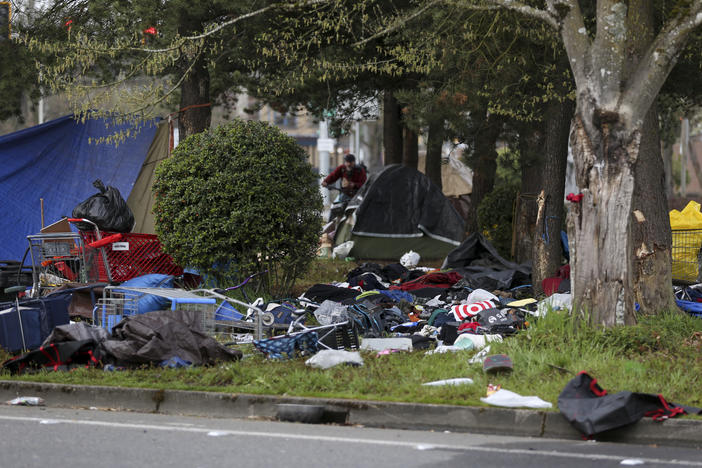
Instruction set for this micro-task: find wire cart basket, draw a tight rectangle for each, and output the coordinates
[671,229,702,283]
[95,286,275,342]
[96,286,220,333]
[26,231,108,296]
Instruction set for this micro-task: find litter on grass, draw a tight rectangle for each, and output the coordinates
[422,378,474,387]
[480,389,552,409]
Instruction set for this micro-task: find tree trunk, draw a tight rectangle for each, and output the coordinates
[662,143,673,202]
[402,127,418,169]
[383,91,403,165]
[627,1,673,317]
[514,125,544,264]
[631,105,675,314]
[179,55,211,140]
[531,99,574,295]
[425,118,444,191]
[563,0,682,325]
[567,109,640,326]
[466,109,501,234]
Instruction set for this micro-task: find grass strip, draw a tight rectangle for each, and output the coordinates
[2,309,701,412]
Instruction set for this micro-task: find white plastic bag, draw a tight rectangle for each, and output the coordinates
[305,350,364,369]
[536,293,573,317]
[466,289,499,303]
[400,250,421,268]
[6,397,45,406]
[314,300,349,326]
[332,241,354,259]
[468,345,491,364]
[480,388,552,409]
[454,334,502,351]
[426,344,472,354]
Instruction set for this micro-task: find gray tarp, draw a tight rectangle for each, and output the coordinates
[44,312,242,366]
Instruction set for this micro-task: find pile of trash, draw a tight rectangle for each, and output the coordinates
[293,233,558,361]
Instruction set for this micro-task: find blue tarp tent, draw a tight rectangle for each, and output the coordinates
[0,115,159,260]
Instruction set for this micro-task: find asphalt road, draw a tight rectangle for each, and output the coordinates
[0,405,700,468]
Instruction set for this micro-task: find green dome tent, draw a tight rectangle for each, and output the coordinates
[333,165,466,260]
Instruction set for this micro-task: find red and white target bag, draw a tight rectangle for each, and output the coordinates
[451,300,497,321]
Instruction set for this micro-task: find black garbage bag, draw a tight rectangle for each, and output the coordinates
[558,372,702,437]
[72,179,134,232]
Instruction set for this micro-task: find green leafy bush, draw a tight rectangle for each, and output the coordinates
[153,119,323,296]
[477,182,519,259]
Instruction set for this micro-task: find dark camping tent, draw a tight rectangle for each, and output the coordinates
[334,165,466,259]
[0,116,169,261]
[441,232,531,290]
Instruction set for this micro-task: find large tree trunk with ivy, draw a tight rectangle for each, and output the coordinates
[531,99,574,295]
[178,54,212,140]
[383,91,403,165]
[403,128,419,169]
[466,106,501,234]
[425,118,444,191]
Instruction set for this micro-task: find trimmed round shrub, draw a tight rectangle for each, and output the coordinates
[153,119,323,295]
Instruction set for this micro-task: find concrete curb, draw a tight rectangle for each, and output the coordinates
[1,380,700,449]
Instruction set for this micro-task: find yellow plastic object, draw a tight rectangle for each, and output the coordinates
[504,298,537,307]
[670,201,702,281]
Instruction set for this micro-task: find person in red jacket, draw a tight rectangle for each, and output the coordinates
[322,154,367,201]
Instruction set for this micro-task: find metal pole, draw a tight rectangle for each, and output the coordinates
[40,198,44,228]
[319,119,330,207]
[681,118,689,196]
[38,70,44,125]
[354,121,361,161]
[15,298,27,353]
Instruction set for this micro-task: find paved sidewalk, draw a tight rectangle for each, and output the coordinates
[1,379,700,449]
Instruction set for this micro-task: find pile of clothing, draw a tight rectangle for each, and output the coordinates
[299,255,542,352]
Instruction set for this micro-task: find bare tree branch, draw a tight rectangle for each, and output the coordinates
[484,0,558,29]
[546,0,589,91]
[620,0,702,125]
[135,0,332,53]
[353,0,444,48]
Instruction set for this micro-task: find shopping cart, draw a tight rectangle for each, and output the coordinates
[95,286,274,341]
[70,218,183,282]
[95,286,218,334]
[26,222,110,297]
[671,228,702,283]
[189,287,284,341]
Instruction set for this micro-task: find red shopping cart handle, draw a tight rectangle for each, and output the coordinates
[87,233,124,249]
